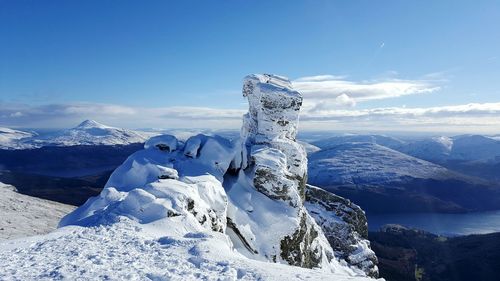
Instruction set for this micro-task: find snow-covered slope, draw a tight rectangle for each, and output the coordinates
[31,120,148,147]
[0,127,36,149]
[0,75,379,280]
[312,133,500,164]
[312,134,406,151]
[308,142,454,187]
[0,182,75,241]
[398,135,500,163]
[398,136,452,162]
[0,217,375,281]
[449,135,500,161]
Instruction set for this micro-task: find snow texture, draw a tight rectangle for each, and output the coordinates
[0,182,75,241]
[308,142,457,187]
[0,218,375,281]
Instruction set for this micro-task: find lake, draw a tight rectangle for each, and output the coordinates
[367,210,500,236]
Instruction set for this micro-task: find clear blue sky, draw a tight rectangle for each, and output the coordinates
[1,1,499,132]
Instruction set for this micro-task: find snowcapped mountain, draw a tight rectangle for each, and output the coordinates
[0,75,379,280]
[0,120,152,149]
[0,127,36,149]
[0,182,75,241]
[307,141,500,213]
[312,134,406,151]
[30,120,149,147]
[308,142,454,187]
[397,136,453,162]
[449,135,500,161]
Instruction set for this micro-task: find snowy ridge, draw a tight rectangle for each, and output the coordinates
[312,133,500,163]
[0,127,36,149]
[0,182,75,241]
[308,142,457,187]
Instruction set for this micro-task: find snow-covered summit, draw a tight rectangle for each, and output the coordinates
[0,75,380,280]
[308,142,457,187]
[0,120,150,149]
[37,119,147,146]
[75,119,112,129]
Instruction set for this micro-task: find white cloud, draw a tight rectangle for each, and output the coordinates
[292,75,440,113]
[294,75,348,82]
[1,101,499,134]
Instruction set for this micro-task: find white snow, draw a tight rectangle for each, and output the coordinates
[0,182,75,241]
[0,127,36,149]
[308,142,456,187]
[312,134,406,151]
[0,120,150,149]
[0,217,374,281]
[33,120,148,147]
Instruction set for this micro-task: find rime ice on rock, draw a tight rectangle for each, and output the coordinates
[226,74,340,270]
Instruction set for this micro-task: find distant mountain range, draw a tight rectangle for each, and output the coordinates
[1,122,500,214]
[308,134,500,213]
[312,133,500,163]
[0,120,151,149]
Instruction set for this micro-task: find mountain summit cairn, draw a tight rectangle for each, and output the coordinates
[58,74,378,279]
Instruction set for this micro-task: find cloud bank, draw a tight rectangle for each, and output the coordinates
[1,74,497,133]
[1,101,499,133]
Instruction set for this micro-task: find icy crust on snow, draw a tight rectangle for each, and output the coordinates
[305,185,378,277]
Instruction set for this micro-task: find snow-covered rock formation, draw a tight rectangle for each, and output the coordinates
[0,75,380,280]
[225,74,341,270]
[305,185,378,277]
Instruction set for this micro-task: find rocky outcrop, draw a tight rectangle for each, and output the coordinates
[305,185,379,277]
[226,74,345,271]
[60,74,378,278]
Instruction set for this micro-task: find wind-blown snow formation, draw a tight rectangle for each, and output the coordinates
[0,75,380,280]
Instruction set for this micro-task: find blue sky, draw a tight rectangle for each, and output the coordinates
[1,0,499,133]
